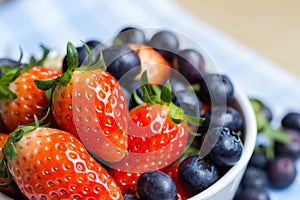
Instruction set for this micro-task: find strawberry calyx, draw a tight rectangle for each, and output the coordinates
[138,71,204,128]
[0,109,50,185]
[0,45,50,102]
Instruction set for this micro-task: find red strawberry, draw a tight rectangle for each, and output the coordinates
[111,72,202,173]
[0,125,123,200]
[35,42,129,163]
[0,66,61,131]
[108,168,141,195]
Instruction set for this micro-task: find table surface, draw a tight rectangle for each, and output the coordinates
[176,0,300,77]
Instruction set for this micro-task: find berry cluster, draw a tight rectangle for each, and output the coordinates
[0,26,246,200]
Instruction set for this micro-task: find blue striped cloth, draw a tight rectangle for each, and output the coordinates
[1,0,300,199]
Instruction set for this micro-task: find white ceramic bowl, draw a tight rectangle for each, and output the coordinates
[189,83,257,200]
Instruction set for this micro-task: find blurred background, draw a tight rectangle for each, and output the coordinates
[176,0,300,77]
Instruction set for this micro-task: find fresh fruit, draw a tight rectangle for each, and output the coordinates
[36,42,129,163]
[102,44,141,80]
[237,187,270,200]
[115,26,146,44]
[266,156,297,189]
[173,48,205,84]
[203,127,243,166]
[0,125,123,199]
[0,58,21,77]
[281,112,300,131]
[241,166,268,188]
[178,155,219,196]
[148,30,179,62]
[275,128,300,158]
[108,168,141,195]
[137,170,177,200]
[128,43,171,84]
[62,39,105,72]
[0,66,61,132]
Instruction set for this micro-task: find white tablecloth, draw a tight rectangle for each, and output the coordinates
[1,0,300,199]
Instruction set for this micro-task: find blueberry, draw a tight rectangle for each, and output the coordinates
[241,166,268,188]
[267,156,297,189]
[281,112,300,131]
[115,26,146,44]
[275,129,300,159]
[169,74,190,93]
[250,98,273,131]
[198,106,243,134]
[124,194,140,200]
[102,44,141,80]
[178,156,219,195]
[172,90,202,118]
[174,49,205,84]
[238,187,270,200]
[121,79,143,110]
[248,152,268,169]
[137,170,177,200]
[148,30,179,62]
[198,73,234,105]
[62,40,105,72]
[203,127,243,166]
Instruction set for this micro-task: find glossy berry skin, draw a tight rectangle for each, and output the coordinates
[172,90,202,118]
[115,27,146,44]
[266,156,297,189]
[178,156,219,195]
[62,40,105,72]
[198,106,243,134]
[103,44,141,80]
[112,103,189,173]
[281,112,300,131]
[137,170,177,200]
[198,73,234,105]
[0,66,61,132]
[5,127,123,200]
[108,168,141,195]
[275,129,300,159]
[148,30,179,62]
[51,69,129,163]
[124,194,140,200]
[248,152,268,169]
[174,49,205,84]
[204,127,243,166]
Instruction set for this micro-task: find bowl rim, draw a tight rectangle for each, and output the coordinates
[188,82,257,200]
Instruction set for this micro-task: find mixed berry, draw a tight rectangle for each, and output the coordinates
[0,26,295,200]
[234,98,300,200]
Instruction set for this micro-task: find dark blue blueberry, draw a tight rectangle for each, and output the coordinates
[172,90,202,118]
[198,106,243,134]
[248,152,268,169]
[174,49,205,84]
[241,166,268,188]
[204,127,243,166]
[120,79,143,110]
[148,30,179,62]
[178,156,219,195]
[102,44,141,80]
[281,112,300,131]
[137,170,177,200]
[115,26,146,44]
[124,194,140,200]
[275,129,300,159]
[198,73,234,105]
[267,156,297,189]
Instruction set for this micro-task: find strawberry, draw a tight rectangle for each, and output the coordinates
[35,42,129,163]
[108,168,141,195]
[0,122,123,199]
[111,72,203,173]
[0,66,61,132]
[128,43,170,84]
